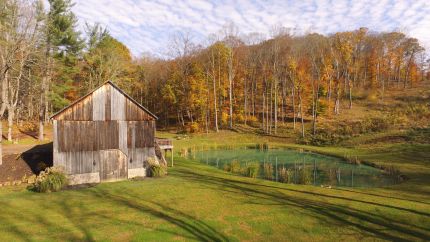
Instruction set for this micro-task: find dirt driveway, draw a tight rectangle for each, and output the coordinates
[3,144,42,156]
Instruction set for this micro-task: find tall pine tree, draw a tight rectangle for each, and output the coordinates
[39,0,83,141]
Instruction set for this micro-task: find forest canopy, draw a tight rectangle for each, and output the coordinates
[0,0,429,142]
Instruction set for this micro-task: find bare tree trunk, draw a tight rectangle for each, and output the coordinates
[404,54,414,89]
[292,86,296,130]
[1,71,8,117]
[334,91,340,115]
[266,87,269,133]
[213,76,218,132]
[274,79,278,134]
[281,81,285,123]
[211,50,219,132]
[397,63,401,88]
[269,81,272,134]
[311,80,316,136]
[205,107,209,134]
[39,76,46,141]
[252,78,255,117]
[244,77,247,125]
[180,112,185,126]
[7,106,14,142]
[299,88,305,138]
[348,71,353,109]
[228,49,234,129]
[262,89,265,132]
[327,76,332,109]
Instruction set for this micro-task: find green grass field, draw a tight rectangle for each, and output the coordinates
[0,131,429,241]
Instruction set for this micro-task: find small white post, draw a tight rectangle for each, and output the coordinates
[171,148,174,167]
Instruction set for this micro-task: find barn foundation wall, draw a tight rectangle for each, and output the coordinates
[128,168,147,178]
[68,172,100,185]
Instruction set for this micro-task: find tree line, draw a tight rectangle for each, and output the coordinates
[0,0,429,146]
[138,25,428,137]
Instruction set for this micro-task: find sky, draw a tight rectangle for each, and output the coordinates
[69,0,430,57]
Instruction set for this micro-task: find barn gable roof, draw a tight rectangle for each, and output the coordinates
[50,81,158,120]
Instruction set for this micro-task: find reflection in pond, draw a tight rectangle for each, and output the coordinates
[187,148,400,187]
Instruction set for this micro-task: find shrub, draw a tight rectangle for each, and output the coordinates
[366,91,378,102]
[223,163,231,172]
[147,157,166,177]
[234,113,245,123]
[302,115,393,146]
[298,166,312,185]
[366,117,390,132]
[230,160,242,173]
[221,112,229,126]
[21,122,38,132]
[187,123,200,133]
[255,143,269,150]
[301,129,345,146]
[384,165,401,178]
[327,169,337,185]
[263,162,273,180]
[279,167,292,183]
[244,162,260,178]
[150,165,166,177]
[247,115,258,123]
[33,167,68,193]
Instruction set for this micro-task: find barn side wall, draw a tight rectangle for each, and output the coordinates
[53,120,156,184]
[53,83,157,185]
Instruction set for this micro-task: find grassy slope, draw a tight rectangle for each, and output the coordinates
[0,83,429,241]
[0,131,429,241]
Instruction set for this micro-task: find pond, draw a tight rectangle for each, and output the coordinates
[187,148,399,188]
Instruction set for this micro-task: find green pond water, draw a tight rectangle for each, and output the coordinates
[187,148,399,187]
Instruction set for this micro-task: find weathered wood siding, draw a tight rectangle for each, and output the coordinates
[53,84,156,122]
[54,120,155,175]
[56,120,154,153]
[100,150,127,181]
[54,95,93,121]
[111,86,126,120]
[125,98,154,120]
[92,85,107,120]
[52,82,157,183]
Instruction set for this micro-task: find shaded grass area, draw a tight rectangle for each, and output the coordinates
[1,130,429,241]
[0,158,429,241]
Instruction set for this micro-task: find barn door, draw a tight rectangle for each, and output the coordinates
[99,149,127,182]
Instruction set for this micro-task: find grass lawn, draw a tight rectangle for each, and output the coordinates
[0,131,429,241]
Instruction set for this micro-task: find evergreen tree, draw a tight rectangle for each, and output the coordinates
[47,0,83,109]
[39,0,83,140]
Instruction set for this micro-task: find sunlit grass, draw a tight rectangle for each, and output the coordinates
[1,130,429,241]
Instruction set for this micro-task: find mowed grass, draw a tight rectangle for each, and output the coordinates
[0,131,429,241]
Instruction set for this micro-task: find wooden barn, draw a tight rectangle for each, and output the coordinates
[51,81,158,185]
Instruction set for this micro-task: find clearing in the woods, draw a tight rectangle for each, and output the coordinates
[0,131,429,241]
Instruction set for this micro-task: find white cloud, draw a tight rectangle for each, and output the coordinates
[68,0,430,57]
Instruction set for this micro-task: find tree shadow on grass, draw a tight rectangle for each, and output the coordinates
[51,197,96,241]
[89,188,230,242]
[0,198,86,242]
[173,165,430,217]
[0,179,229,241]
[331,187,430,206]
[174,168,430,241]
